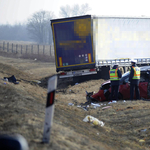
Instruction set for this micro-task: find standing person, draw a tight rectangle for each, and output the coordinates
[109,64,122,101]
[129,59,140,100]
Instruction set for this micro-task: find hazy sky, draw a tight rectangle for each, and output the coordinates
[0,0,150,25]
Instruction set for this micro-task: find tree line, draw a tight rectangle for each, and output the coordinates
[0,4,91,45]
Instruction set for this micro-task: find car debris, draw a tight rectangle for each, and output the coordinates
[91,103,101,107]
[83,115,104,127]
[32,80,41,84]
[139,139,145,146]
[68,103,74,106]
[108,101,117,104]
[81,106,88,111]
[141,129,147,132]
[102,106,112,110]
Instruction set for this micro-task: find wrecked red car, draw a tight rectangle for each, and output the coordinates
[86,66,150,101]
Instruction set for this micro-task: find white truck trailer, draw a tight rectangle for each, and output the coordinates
[51,15,150,79]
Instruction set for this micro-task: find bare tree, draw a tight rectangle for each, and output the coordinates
[59,3,91,18]
[59,5,71,18]
[80,3,91,15]
[27,10,55,44]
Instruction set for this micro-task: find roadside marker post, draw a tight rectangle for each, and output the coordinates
[42,75,57,143]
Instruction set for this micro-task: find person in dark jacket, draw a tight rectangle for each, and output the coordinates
[109,64,122,100]
[129,59,140,100]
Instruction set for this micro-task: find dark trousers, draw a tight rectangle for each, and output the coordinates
[130,84,140,100]
[110,85,119,100]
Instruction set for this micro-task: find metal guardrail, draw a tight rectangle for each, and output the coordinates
[96,58,150,67]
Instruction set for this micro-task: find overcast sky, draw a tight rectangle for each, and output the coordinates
[0,0,150,25]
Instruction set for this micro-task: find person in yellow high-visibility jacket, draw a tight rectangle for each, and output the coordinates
[129,59,140,100]
[109,64,122,100]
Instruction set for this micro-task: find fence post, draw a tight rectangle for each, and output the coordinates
[50,45,51,56]
[38,45,39,55]
[7,42,9,52]
[26,45,28,54]
[31,45,33,54]
[21,45,22,54]
[12,43,13,53]
[16,44,18,53]
[43,45,45,55]
[3,41,5,51]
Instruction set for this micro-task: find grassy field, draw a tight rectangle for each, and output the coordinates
[0,55,150,150]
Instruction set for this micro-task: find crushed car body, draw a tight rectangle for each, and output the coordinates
[86,66,150,101]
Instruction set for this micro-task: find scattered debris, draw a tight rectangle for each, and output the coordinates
[102,106,112,110]
[141,129,147,132]
[68,103,74,106]
[82,106,88,111]
[32,80,41,84]
[83,115,104,127]
[75,83,79,85]
[91,103,101,108]
[139,139,145,146]
[108,101,117,104]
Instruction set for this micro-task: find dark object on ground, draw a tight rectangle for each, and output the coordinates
[4,75,19,84]
[0,134,29,150]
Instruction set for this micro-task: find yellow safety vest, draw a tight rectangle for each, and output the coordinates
[132,66,140,79]
[109,68,120,81]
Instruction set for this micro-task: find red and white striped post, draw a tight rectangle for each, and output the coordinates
[42,75,57,143]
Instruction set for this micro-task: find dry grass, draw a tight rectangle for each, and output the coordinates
[0,56,150,150]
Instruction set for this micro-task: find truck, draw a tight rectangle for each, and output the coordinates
[51,15,150,80]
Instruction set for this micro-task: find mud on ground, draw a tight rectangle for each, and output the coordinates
[0,56,150,150]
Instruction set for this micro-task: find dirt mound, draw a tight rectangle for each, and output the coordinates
[0,62,36,81]
[1,56,150,150]
[0,79,45,146]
